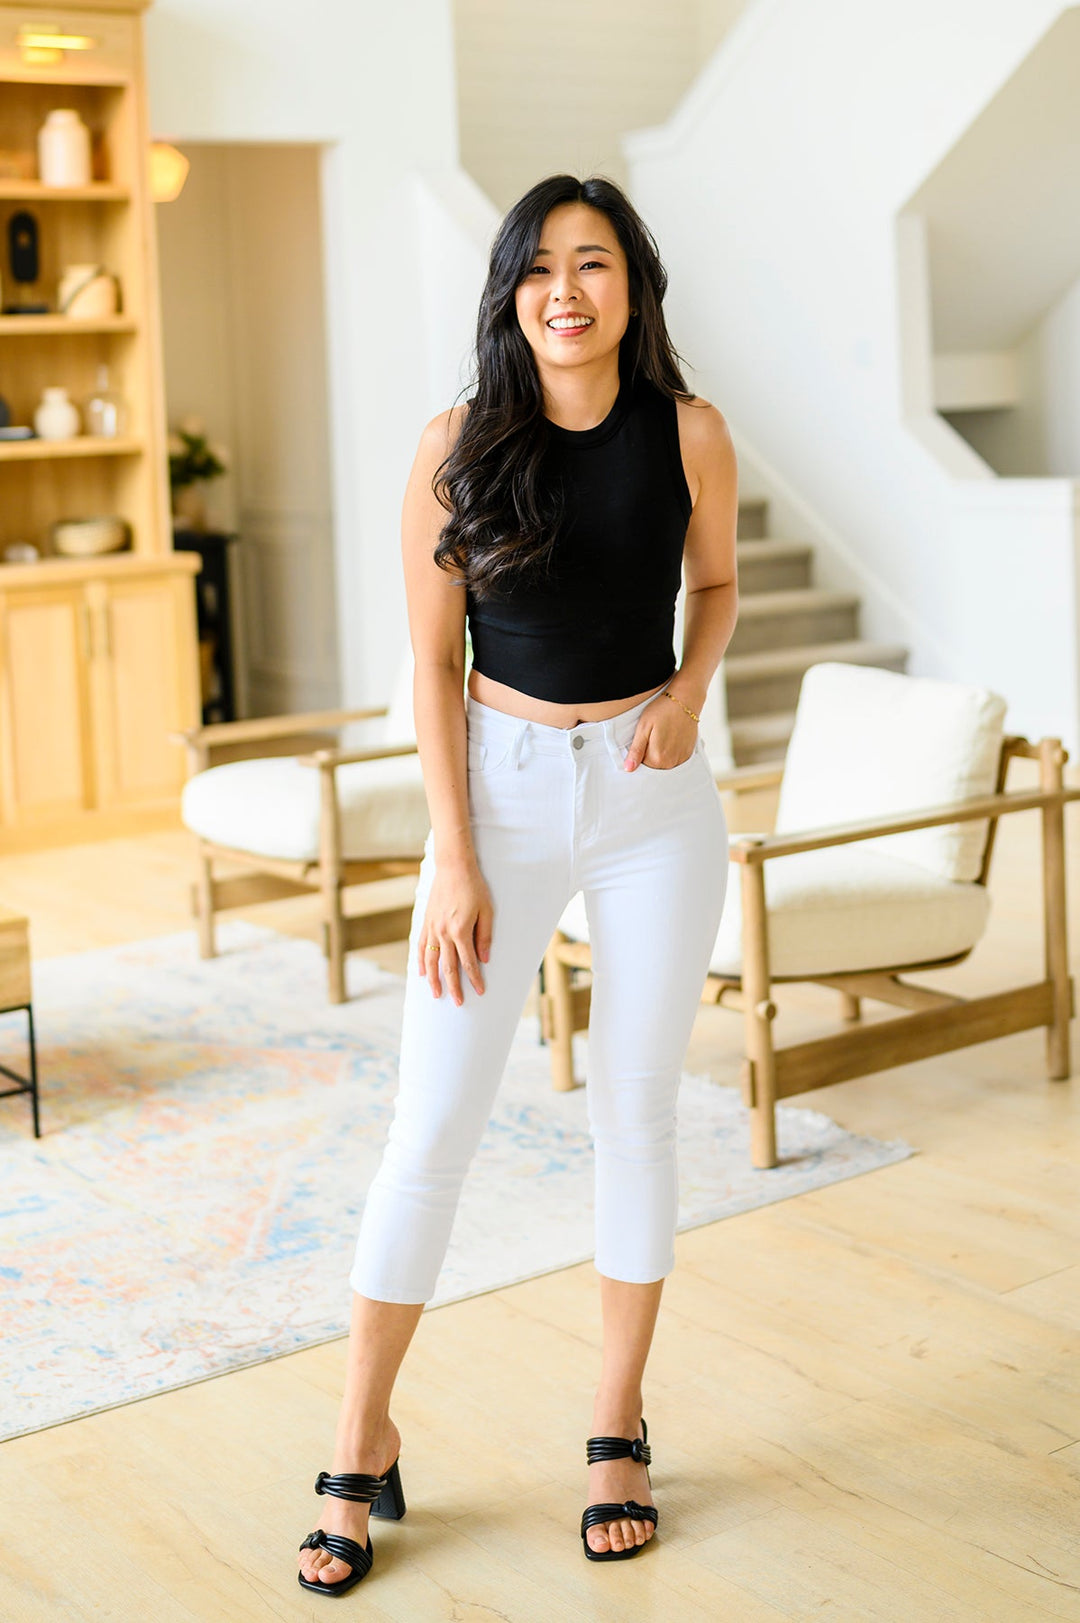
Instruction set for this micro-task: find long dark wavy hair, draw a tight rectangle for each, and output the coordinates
[432,174,693,601]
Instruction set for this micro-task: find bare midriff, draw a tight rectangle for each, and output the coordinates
[466,665,673,730]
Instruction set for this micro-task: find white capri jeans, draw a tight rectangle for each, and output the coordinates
[348,683,729,1303]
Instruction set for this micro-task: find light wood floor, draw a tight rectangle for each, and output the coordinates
[1,767,1079,1621]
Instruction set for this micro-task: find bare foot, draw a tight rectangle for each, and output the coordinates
[297,1419,402,1588]
[585,1412,655,1556]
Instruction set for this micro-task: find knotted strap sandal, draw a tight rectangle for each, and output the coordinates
[580,1417,659,1562]
[297,1459,406,1596]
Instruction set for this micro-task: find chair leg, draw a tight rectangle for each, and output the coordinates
[536,957,547,1046]
[323,886,346,1005]
[839,990,861,1022]
[193,845,216,959]
[1040,738,1072,1079]
[741,860,778,1168]
[317,761,347,1004]
[543,935,578,1091]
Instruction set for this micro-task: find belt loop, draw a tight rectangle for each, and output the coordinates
[605,732,626,770]
[510,723,528,770]
[603,715,626,771]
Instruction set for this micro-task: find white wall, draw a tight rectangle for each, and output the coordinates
[157,143,338,716]
[220,144,337,716]
[906,10,1080,478]
[452,0,743,211]
[965,266,1080,479]
[940,328,1047,477]
[147,0,460,710]
[1042,276,1080,477]
[155,146,239,536]
[697,0,751,61]
[910,10,1080,360]
[626,0,1080,748]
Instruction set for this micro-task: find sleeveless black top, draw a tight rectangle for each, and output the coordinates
[465,372,693,704]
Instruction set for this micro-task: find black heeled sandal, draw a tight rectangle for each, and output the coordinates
[297,1459,407,1596]
[580,1417,659,1562]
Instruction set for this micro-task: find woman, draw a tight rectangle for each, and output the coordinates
[297,173,738,1596]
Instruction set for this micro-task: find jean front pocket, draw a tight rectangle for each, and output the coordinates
[633,737,705,776]
[467,734,518,777]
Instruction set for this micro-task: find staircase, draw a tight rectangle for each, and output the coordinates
[729,499,908,765]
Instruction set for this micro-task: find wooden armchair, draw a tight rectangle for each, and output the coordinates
[540,662,1079,1168]
[172,653,430,1002]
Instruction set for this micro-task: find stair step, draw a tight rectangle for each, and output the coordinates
[737,540,813,594]
[737,497,767,540]
[736,539,812,561]
[738,537,821,556]
[725,638,907,718]
[735,587,858,617]
[725,636,908,680]
[728,588,861,656]
[728,710,796,766]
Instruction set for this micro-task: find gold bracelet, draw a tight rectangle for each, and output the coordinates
[663,688,701,723]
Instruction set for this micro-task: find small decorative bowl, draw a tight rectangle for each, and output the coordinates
[51,516,131,557]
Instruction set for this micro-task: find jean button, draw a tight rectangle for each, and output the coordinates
[571,734,584,750]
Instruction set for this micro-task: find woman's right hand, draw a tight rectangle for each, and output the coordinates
[417,858,493,1005]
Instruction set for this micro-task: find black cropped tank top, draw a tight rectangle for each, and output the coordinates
[464,372,693,704]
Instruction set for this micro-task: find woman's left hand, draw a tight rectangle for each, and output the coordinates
[623,692,699,771]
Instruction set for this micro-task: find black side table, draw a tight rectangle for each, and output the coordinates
[173,528,241,724]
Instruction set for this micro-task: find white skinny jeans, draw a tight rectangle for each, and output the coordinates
[348,683,729,1303]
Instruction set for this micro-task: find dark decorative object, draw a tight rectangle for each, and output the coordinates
[4,211,48,314]
[0,389,34,440]
[173,529,240,723]
[8,210,37,280]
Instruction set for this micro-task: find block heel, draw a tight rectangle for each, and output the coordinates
[371,1457,407,1520]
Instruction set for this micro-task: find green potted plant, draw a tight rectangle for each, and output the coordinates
[168,414,228,530]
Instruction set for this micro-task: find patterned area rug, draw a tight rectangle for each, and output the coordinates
[0,921,916,1442]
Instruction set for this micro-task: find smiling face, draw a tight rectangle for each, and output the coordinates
[513,201,631,377]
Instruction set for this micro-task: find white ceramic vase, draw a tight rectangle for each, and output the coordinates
[34,387,81,440]
[38,109,92,188]
[58,264,119,318]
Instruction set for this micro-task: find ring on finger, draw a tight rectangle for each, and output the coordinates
[426,940,440,955]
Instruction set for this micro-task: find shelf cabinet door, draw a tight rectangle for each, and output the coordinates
[0,587,95,827]
[86,574,199,808]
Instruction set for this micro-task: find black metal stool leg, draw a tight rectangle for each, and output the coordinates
[26,1003,39,1139]
[0,1002,41,1138]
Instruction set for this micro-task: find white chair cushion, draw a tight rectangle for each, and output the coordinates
[181,754,430,863]
[775,663,1007,883]
[556,843,990,979]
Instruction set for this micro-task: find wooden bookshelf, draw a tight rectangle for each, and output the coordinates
[0,434,143,459]
[0,179,129,199]
[0,0,201,848]
[0,313,136,332]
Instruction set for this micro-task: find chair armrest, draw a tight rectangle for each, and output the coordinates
[169,705,389,750]
[729,784,1080,864]
[1003,733,1064,762]
[297,743,420,768]
[711,763,786,794]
